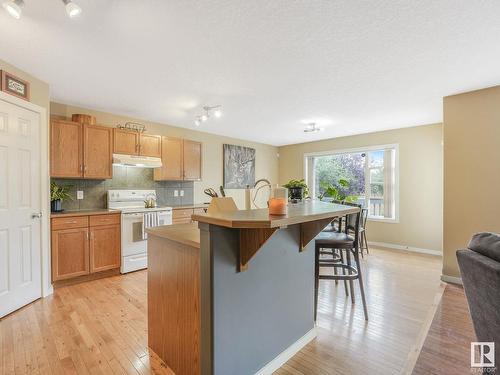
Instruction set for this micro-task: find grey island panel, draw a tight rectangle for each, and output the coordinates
[203,224,315,375]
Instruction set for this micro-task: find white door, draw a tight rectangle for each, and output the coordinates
[0,98,42,317]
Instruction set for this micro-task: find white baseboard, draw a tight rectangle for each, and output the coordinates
[441,274,463,285]
[255,327,317,375]
[368,241,442,257]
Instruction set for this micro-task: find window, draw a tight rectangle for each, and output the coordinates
[305,145,398,221]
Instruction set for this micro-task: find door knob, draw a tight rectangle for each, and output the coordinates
[31,212,43,219]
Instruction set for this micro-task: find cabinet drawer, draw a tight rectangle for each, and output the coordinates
[51,216,89,230]
[89,214,121,227]
[173,208,193,219]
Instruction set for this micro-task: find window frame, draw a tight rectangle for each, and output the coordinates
[303,143,400,223]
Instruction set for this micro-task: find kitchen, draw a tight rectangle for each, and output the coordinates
[4,1,500,374]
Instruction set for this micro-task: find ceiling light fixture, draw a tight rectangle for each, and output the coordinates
[62,0,82,18]
[194,105,222,127]
[304,123,322,133]
[2,0,23,19]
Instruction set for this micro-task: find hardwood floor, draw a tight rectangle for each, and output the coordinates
[412,284,476,375]
[0,248,443,375]
[276,248,443,375]
[0,271,174,375]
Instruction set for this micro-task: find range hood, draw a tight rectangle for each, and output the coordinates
[112,154,162,168]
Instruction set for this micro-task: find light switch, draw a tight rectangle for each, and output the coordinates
[174,190,179,197]
[77,191,84,200]
[180,190,184,197]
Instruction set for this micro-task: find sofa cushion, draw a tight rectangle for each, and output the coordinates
[468,232,500,263]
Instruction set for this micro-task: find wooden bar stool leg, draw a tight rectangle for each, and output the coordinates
[339,249,349,297]
[314,244,320,322]
[364,231,369,254]
[333,248,339,285]
[346,249,355,304]
[354,248,369,321]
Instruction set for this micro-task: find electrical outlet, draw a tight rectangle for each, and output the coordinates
[180,190,184,197]
[77,190,84,200]
[174,190,179,197]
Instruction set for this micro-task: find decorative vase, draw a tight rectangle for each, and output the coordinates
[289,187,304,203]
[51,199,63,212]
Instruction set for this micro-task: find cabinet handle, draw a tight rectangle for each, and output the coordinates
[80,164,83,172]
[86,232,89,240]
[67,220,77,224]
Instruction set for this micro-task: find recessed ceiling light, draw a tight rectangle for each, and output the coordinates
[2,0,23,19]
[62,0,82,18]
[304,123,322,133]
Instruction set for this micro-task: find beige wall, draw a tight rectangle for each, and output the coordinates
[0,59,50,116]
[443,86,500,278]
[50,102,279,207]
[279,124,443,252]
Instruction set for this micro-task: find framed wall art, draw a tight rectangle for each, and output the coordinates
[1,70,30,101]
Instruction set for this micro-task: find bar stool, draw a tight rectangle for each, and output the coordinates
[314,201,368,321]
[359,208,369,257]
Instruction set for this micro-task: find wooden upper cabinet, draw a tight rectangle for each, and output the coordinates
[114,129,139,155]
[154,136,183,181]
[139,134,162,158]
[183,140,202,180]
[50,120,83,178]
[84,125,113,179]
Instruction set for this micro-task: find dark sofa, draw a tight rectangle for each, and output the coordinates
[457,232,500,371]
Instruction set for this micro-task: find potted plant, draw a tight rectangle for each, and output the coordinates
[283,179,309,202]
[318,178,357,202]
[50,182,73,212]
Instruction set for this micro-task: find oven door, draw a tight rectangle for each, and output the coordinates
[121,212,147,257]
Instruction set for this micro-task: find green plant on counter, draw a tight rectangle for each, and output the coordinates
[318,178,357,202]
[50,182,73,202]
[283,179,309,198]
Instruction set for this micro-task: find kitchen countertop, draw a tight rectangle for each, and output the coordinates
[192,200,359,229]
[50,209,121,218]
[170,203,210,210]
[146,222,200,248]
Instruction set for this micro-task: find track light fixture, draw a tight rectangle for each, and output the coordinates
[62,0,82,18]
[2,0,82,19]
[194,105,222,127]
[2,0,23,19]
[303,123,322,133]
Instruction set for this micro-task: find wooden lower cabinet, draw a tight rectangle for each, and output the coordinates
[51,227,90,281]
[90,224,121,273]
[51,213,121,282]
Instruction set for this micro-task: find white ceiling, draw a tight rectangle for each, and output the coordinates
[1,1,500,146]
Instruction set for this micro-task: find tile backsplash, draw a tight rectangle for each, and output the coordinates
[52,166,194,211]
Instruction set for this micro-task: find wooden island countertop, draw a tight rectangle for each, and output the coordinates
[191,200,359,228]
[146,223,200,248]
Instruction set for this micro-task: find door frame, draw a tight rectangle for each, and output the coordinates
[0,91,52,298]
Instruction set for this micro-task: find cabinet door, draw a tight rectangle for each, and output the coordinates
[51,228,89,281]
[90,224,121,273]
[50,120,83,178]
[84,124,113,179]
[154,136,183,181]
[140,134,162,157]
[183,140,202,180]
[114,129,139,155]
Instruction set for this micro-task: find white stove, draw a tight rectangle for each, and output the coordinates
[108,189,173,273]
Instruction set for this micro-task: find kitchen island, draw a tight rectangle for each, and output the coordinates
[147,201,359,375]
